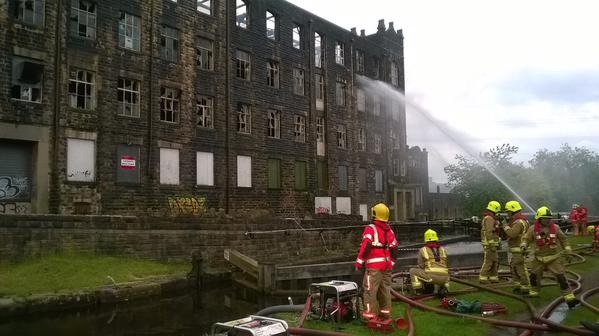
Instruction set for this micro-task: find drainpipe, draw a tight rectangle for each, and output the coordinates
[147,0,155,180]
[224,0,231,213]
[51,0,63,214]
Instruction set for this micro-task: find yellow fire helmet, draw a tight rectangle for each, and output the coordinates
[505,200,523,213]
[487,200,501,213]
[535,206,553,219]
[588,225,596,234]
[371,203,390,222]
[424,229,439,242]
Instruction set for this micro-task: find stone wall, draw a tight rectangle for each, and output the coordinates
[0,214,464,269]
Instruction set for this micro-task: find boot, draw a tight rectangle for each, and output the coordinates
[437,286,449,298]
[566,298,580,309]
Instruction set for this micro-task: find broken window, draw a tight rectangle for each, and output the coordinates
[196,37,213,70]
[11,58,43,103]
[295,161,307,190]
[335,77,346,106]
[236,0,248,29]
[336,125,347,149]
[237,103,251,134]
[68,69,95,110]
[117,78,140,117]
[197,0,211,15]
[118,12,140,51]
[293,24,302,49]
[266,60,279,88]
[160,25,179,62]
[266,10,276,40]
[357,128,365,151]
[356,49,364,73]
[293,67,304,95]
[375,170,383,192]
[15,0,44,26]
[159,87,180,123]
[391,61,399,86]
[315,73,324,110]
[335,41,344,65]
[267,110,281,139]
[196,95,213,128]
[294,115,305,142]
[235,49,250,80]
[374,134,382,154]
[314,32,323,68]
[70,0,96,39]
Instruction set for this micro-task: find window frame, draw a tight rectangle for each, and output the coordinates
[196,0,212,15]
[235,49,251,80]
[117,78,140,117]
[292,24,302,49]
[356,49,365,73]
[266,60,280,88]
[237,103,251,134]
[293,67,304,95]
[68,69,95,110]
[391,61,399,86]
[374,134,382,154]
[196,37,214,71]
[315,73,324,110]
[336,125,347,149]
[267,109,281,139]
[294,115,306,143]
[236,0,248,29]
[118,12,141,51]
[15,0,44,26]
[196,95,214,128]
[11,58,43,103]
[266,10,277,40]
[357,128,366,151]
[160,25,179,63]
[159,87,180,123]
[335,78,346,106]
[314,32,323,68]
[375,169,383,192]
[335,41,344,65]
[70,0,96,39]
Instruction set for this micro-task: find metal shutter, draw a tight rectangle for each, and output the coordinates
[0,141,33,201]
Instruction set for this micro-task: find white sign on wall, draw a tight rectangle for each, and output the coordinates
[314,197,332,214]
[160,148,180,185]
[336,197,351,215]
[66,138,95,182]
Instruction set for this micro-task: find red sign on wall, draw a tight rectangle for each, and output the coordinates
[120,156,136,170]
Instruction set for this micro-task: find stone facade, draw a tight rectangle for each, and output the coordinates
[0,0,428,220]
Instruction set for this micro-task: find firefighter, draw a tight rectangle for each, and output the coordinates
[570,204,580,236]
[409,229,450,297]
[479,200,502,284]
[502,200,530,294]
[588,225,599,252]
[355,203,399,322]
[520,206,580,308]
[578,204,589,236]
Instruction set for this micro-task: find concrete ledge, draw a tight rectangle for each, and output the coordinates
[0,275,188,318]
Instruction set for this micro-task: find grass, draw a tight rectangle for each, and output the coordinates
[0,253,188,297]
[276,235,599,335]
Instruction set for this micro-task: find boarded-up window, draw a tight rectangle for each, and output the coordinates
[159,148,179,185]
[338,165,348,191]
[317,160,328,190]
[359,204,368,221]
[314,196,331,214]
[295,161,307,190]
[67,138,95,182]
[375,169,383,192]
[196,152,214,186]
[336,197,351,214]
[237,155,252,187]
[358,168,367,191]
[0,141,33,201]
[267,158,281,189]
[116,144,140,184]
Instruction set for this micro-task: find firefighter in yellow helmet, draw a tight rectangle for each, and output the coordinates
[521,206,580,308]
[479,200,502,283]
[355,203,399,322]
[409,229,450,297]
[502,201,530,294]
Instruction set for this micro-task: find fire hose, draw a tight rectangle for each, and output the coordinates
[580,287,599,314]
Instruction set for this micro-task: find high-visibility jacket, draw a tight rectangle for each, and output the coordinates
[522,221,571,259]
[417,243,448,274]
[504,215,529,252]
[579,207,588,221]
[355,220,399,270]
[481,212,500,247]
[570,208,579,222]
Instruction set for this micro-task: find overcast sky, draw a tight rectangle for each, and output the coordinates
[287,0,599,182]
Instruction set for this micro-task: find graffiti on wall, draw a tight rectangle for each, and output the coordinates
[0,202,30,214]
[167,196,208,216]
[0,176,30,200]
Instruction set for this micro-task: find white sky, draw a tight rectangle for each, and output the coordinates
[287,0,599,182]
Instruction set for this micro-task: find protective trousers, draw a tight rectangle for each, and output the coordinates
[479,247,499,282]
[510,252,530,290]
[409,268,449,291]
[362,268,392,319]
[528,257,574,298]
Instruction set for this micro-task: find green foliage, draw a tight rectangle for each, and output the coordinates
[445,143,599,215]
[0,253,188,297]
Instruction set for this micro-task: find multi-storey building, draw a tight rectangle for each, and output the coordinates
[0,0,428,220]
